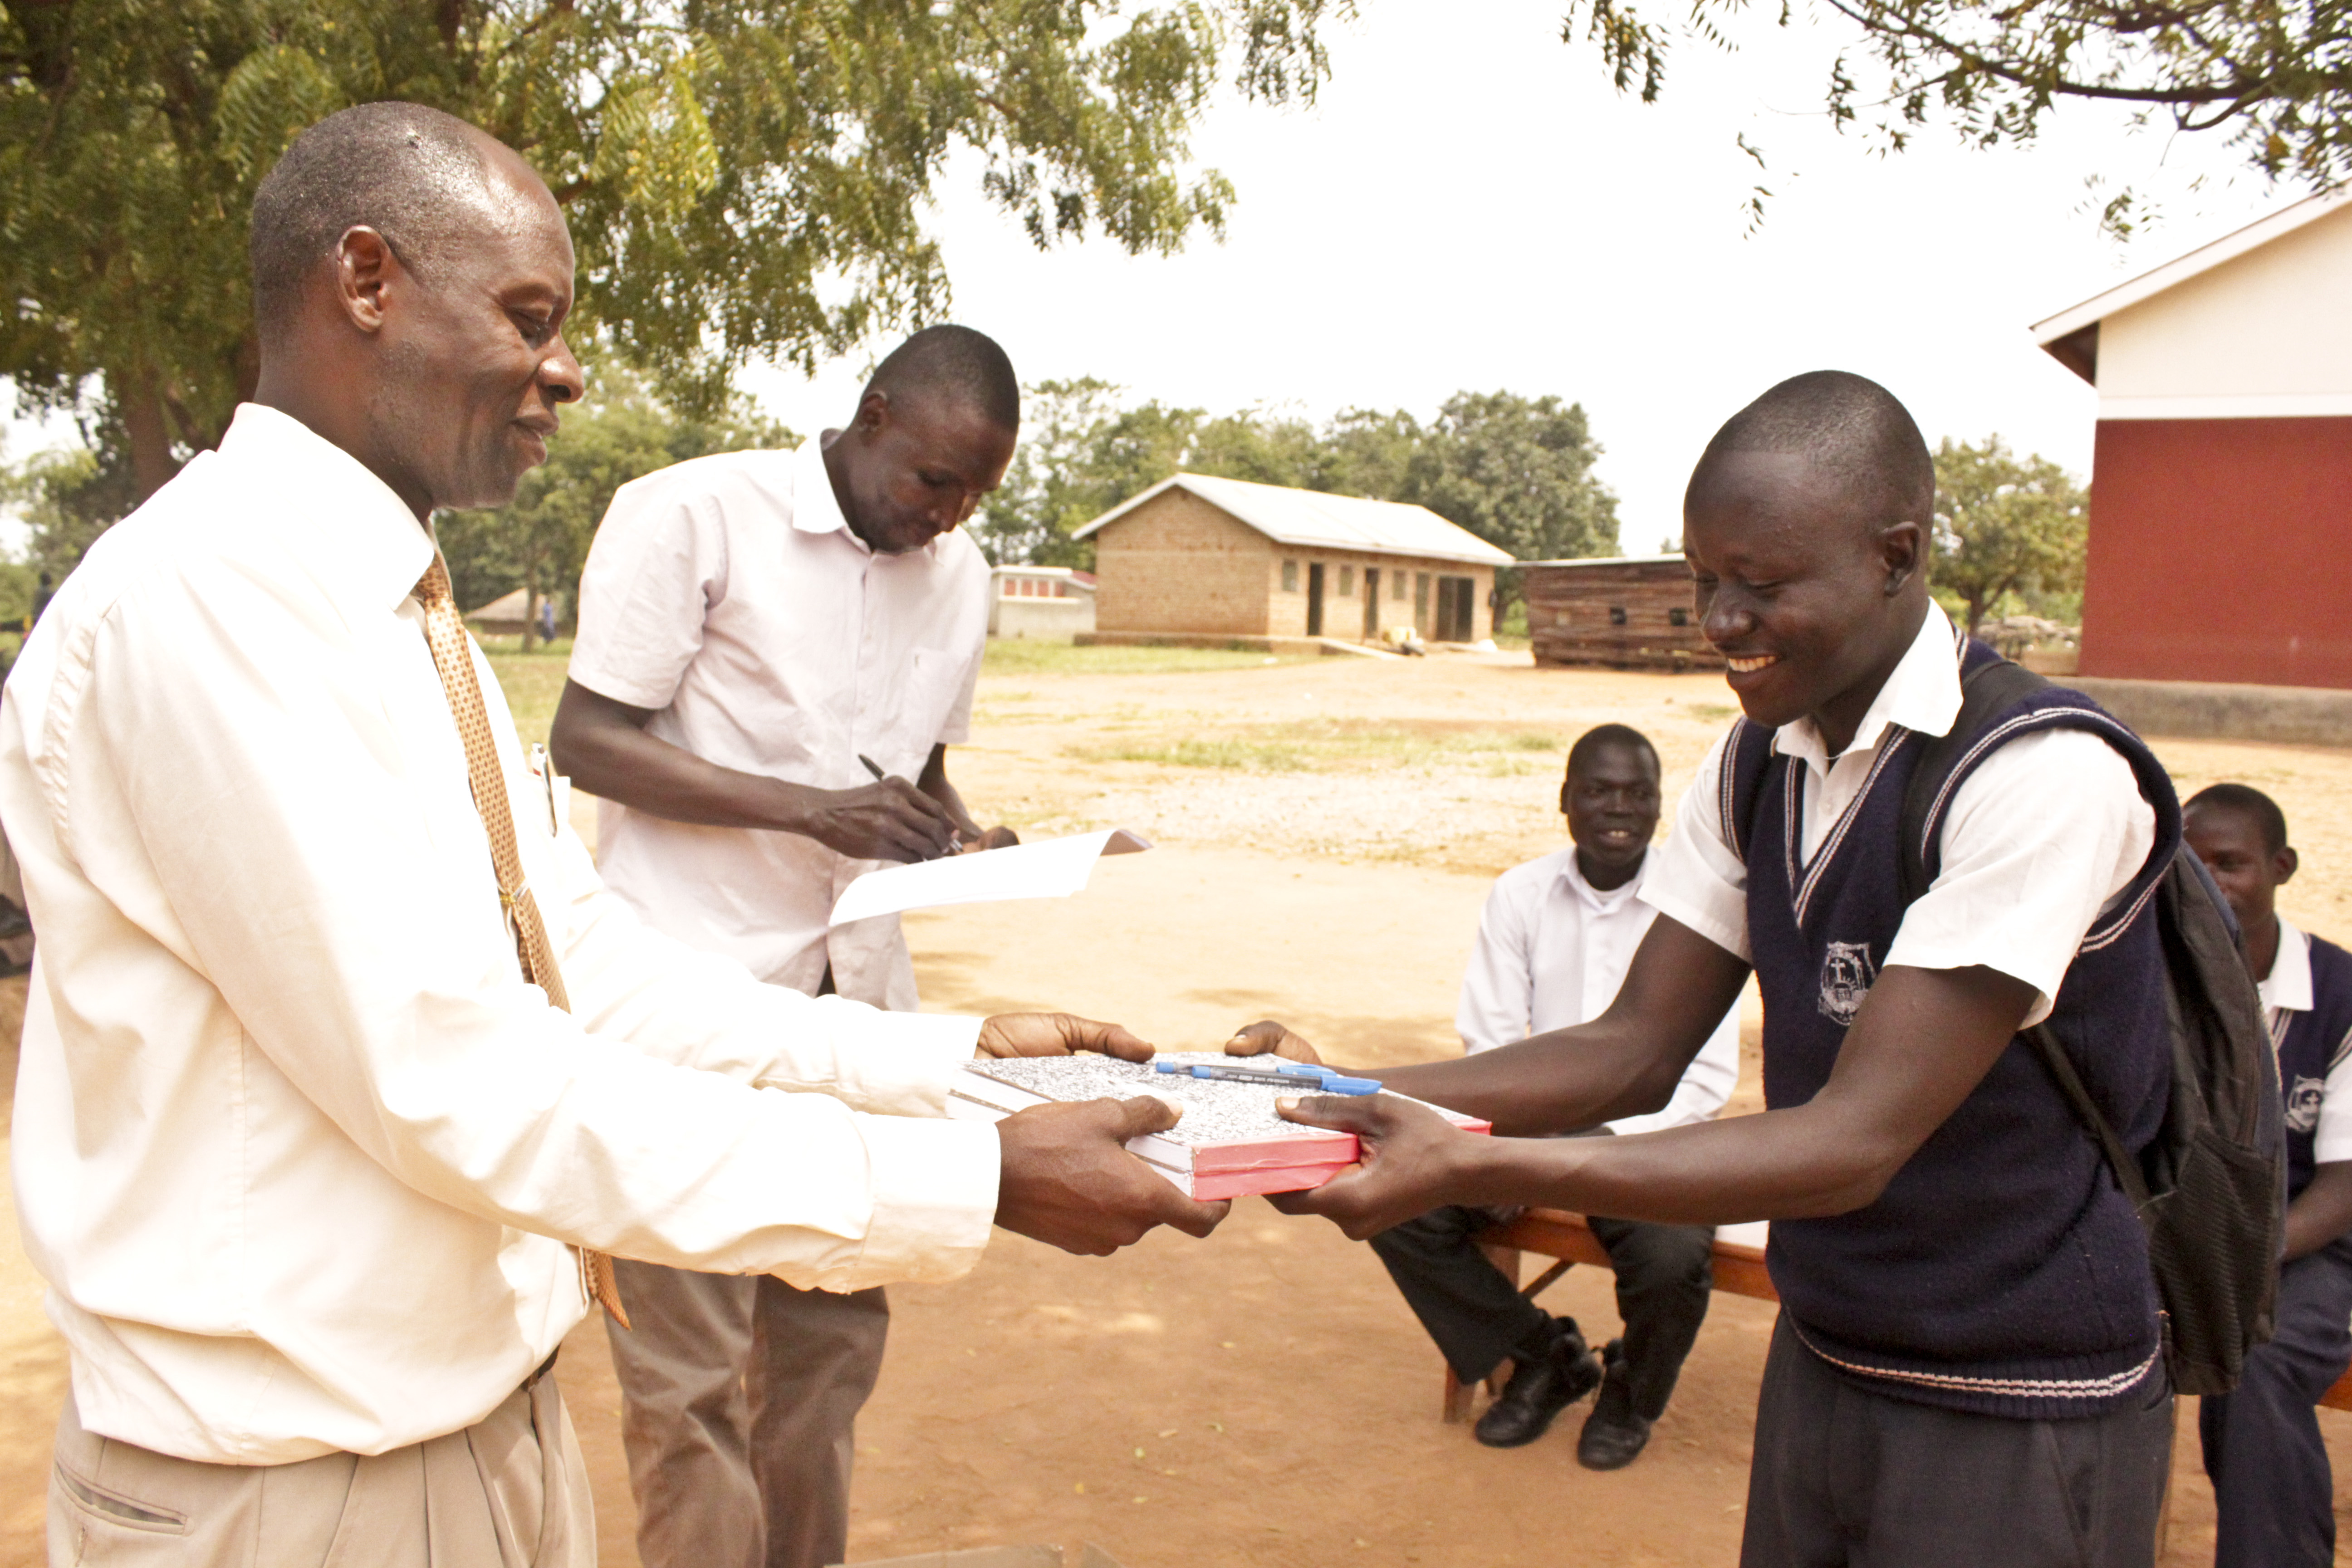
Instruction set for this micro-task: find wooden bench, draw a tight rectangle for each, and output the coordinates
[1444,1207,2352,1419]
[1441,1207,1777,1421]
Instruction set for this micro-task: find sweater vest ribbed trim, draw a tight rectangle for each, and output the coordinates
[2279,932,2352,1200]
[1726,642,2181,1419]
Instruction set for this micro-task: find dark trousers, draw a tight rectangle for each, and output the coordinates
[2199,1236,2352,1568]
[1741,1315,2175,1568]
[1370,1204,1715,1421]
[606,1260,890,1568]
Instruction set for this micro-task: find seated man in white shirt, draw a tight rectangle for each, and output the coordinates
[545,325,1023,1568]
[4,103,1224,1567]
[1371,725,1740,1468]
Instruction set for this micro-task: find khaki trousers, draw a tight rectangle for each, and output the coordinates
[47,1367,593,1567]
[605,1260,888,1568]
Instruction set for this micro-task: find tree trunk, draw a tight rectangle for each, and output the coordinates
[120,372,181,502]
[522,560,540,653]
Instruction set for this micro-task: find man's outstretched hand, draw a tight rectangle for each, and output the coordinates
[995,1097,1230,1254]
[1270,1093,1481,1239]
[979,1012,1154,1061]
[1223,1019,1325,1064]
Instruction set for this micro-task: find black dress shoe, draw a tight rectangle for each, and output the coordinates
[1474,1317,1604,1449]
[1577,1338,1654,1470]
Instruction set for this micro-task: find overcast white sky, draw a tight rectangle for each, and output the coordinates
[750,0,2295,547]
[5,0,2307,550]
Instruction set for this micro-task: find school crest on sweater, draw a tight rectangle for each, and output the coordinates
[1816,941,1875,1025]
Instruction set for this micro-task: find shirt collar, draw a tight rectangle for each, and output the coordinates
[1774,601,1965,773]
[792,435,857,544]
[1555,844,1649,914]
[2263,917,2314,1014]
[218,403,436,611]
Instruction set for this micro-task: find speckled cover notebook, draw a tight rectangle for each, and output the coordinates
[947,1051,1490,1198]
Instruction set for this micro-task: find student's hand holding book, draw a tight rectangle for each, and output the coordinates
[1221,1018,1326,1065]
[1265,1092,1485,1240]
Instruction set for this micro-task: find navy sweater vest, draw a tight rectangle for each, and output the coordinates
[2277,931,2352,1200]
[1725,642,2181,1419]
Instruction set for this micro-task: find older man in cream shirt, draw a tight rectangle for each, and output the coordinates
[3,103,1219,1567]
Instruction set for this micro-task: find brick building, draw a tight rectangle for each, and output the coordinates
[1524,554,1716,671]
[988,565,1097,639]
[1071,472,1511,644]
[2031,189,2352,688]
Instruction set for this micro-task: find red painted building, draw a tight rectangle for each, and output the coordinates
[2033,192,2352,689]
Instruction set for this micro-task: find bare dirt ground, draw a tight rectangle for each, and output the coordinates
[5,647,2352,1564]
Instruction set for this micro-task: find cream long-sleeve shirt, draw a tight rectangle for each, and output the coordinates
[0,405,1001,1466]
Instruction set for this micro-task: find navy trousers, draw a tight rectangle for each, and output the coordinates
[2199,1236,2352,1568]
[1369,1204,1714,1420]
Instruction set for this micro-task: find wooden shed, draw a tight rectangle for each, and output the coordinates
[1525,554,1716,671]
[1071,473,1513,645]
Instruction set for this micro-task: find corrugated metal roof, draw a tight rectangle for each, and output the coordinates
[1071,473,1514,567]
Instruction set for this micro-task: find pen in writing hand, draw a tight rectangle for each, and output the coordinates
[857,753,960,855]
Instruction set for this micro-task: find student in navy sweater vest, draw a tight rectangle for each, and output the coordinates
[1232,371,2181,1567]
[2185,784,2352,1568]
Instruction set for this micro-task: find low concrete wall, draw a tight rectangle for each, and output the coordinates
[2068,676,2352,746]
[989,597,1095,640]
[1074,631,1396,659]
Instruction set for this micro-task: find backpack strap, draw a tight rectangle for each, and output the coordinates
[1894,647,2051,906]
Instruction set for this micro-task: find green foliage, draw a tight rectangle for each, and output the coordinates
[0,0,1344,501]
[976,383,1619,597]
[438,367,791,637]
[1929,436,2088,635]
[1560,0,2351,229]
[0,436,139,588]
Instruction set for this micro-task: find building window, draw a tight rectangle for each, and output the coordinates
[1392,572,1407,600]
[1282,559,1299,593]
[1338,565,1354,598]
[1668,606,1688,627]
[1608,606,1627,625]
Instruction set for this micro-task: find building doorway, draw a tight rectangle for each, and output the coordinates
[1362,568,1380,639]
[1306,563,1325,636]
[1435,575,1475,642]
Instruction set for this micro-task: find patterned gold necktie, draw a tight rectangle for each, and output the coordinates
[412,554,630,1328]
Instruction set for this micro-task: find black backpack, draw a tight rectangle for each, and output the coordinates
[1894,654,2283,1396]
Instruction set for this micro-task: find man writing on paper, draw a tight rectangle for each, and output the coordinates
[547,325,1018,1568]
[3,103,1223,1567]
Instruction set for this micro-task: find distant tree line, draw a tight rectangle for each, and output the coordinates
[971,380,1626,619]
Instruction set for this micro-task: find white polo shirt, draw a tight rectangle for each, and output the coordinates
[1641,603,2159,1027]
[2263,918,2352,1164]
[1457,846,1743,1134]
[569,436,990,1005]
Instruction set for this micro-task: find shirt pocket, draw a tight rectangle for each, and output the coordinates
[883,647,965,770]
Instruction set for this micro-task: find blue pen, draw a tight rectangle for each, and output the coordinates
[1153,1061,1382,1094]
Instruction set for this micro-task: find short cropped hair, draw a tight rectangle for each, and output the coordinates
[1567,722,1660,781]
[2185,782,2290,857]
[249,102,493,342]
[1698,370,1935,527]
[865,325,1020,431]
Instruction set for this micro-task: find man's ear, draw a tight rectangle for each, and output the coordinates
[1879,520,1925,596]
[333,226,401,335]
[2277,846,2301,887]
[852,388,891,437]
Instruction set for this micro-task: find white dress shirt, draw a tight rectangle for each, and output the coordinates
[1642,603,2159,1027]
[1456,847,1741,1135]
[568,438,990,1006]
[0,405,1001,1466]
[2262,918,2352,1164]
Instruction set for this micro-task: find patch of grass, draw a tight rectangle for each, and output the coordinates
[485,639,574,749]
[980,640,1315,676]
[1685,701,1739,723]
[1068,719,1565,772]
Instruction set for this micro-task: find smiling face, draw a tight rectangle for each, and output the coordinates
[830,388,1017,555]
[1563,739,1661,887]
[365,145,583,512]
[1683,449,1927,750]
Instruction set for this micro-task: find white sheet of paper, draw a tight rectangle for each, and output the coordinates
[828,828,1152,926]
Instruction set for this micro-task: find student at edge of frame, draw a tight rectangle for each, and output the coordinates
[2184,783,2352,1568]
[1229,370,2189,1568]
[1372,723,1740,1468]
